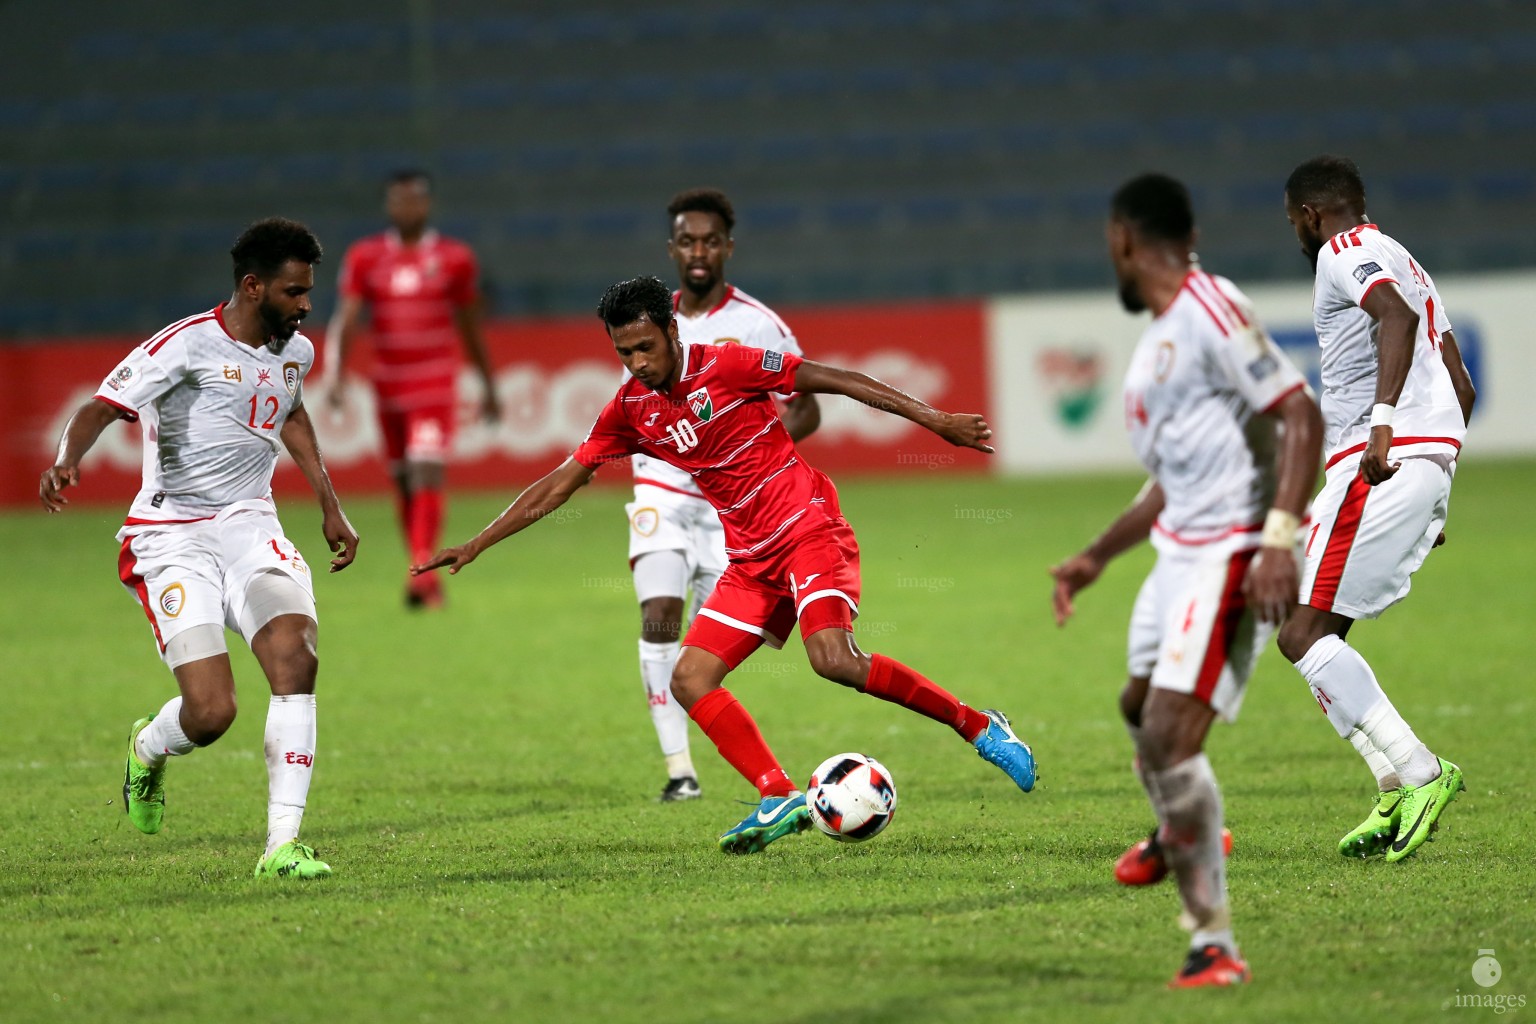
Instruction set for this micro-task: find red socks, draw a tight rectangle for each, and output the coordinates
[864,653,988,742]
[688,688,796,797]
[407,487,445,565]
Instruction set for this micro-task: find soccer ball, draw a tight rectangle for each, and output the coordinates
[805,752,898,842]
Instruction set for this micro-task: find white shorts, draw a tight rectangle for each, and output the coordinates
[1299,455,1453,620]
[116,506,317,664]
[1127,543,1274,723]
[626,483,727,580]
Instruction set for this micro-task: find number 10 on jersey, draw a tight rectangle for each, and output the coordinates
[664,418,699,453]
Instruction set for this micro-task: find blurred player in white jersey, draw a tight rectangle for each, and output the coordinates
[628,189,820,802]
[40,218,359,880]
[1051,175,1322,988]
[1278,156,1476,863]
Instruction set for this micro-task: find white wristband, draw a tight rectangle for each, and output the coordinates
[1369,403,1395,429]
[1260,508,1301,549]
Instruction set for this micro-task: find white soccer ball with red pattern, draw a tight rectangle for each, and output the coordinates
[806,752,897,842]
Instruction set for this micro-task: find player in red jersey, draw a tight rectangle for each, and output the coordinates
[416,275,1038,853]
[325,170,500,608]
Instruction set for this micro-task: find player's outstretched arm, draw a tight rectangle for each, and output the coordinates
[1357,282,1421,485]
[280,404,360,572]
[792,360,992,452]
[39,398,126,512]
[1049,479,1165,626]
[414,456,597,576]
[1244,387,1324,623]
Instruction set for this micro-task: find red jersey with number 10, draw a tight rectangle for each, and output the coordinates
[573,342,837,564]
[337,230,478,412]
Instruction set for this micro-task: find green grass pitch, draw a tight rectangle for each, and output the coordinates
[2,461,1532,1023]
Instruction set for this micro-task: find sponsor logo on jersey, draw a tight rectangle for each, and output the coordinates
[645,411,662,426]
[151,491,166,508]
[1246,352,1279,381]
[159,582,186,618]
[1038,347,1104,430]
[630,506,660,537]
[283,362,301,396]
[256,368,273,387]
[223,364,243,382]
[711,337,742,346]
[107,365,133,391]
[1153,340,1176,382]
[687,386,714,422]
[761,350,783,373]
[1353,261,1384,284]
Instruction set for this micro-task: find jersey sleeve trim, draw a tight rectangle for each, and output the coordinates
[1258,380,1307,415]
[94,394,139,421]
[1357,276,1400,307]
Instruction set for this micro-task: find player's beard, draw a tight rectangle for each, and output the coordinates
[1117,277,1146,313]
[259,299,299,351]
[681,268,717,297]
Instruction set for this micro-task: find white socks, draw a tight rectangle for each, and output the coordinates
[136,696,197,768]
[1295,636,1438,788]
[1348,728,1402,791]
[1145,754,1231,951]
[640,639,695,778]
[263,694,317,855]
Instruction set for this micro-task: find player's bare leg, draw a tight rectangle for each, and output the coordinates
[1115,674,1234,886]
[249,610,329,878]
[801,625,1036,792]
[639,590,700,801]
[1280,605,1460,859]
[125,644,237,835]
[671,647,807,853]
[402,460,446,608]
[1139,689,1248,988]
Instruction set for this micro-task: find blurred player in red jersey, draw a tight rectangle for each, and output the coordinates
[325,170,500,608]
[416,276,1038,854]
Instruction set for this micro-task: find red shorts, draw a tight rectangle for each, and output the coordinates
[377,404,454,464]
[683,517,862,669]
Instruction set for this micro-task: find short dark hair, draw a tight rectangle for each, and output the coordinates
[667,187,735,234]
[596,275,673,332]
[388,168,433,191]
[230,217,323,284]
[1110,173,1195,243]
[1285,155,1366,210]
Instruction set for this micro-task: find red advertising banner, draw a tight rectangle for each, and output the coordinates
[2,300,987,509]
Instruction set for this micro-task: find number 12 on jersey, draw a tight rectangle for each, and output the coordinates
[248,395,280,429]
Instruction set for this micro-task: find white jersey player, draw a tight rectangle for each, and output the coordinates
[629,189,820,803]
[1278,156,1476,865]
[40,218,359,880]
[1052,175,1322,988]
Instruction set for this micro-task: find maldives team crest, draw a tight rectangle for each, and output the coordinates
[687,386,714,422]
[282,362,300,396]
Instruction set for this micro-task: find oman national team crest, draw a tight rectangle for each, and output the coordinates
[687,386,714,422]
[282,362,300,397]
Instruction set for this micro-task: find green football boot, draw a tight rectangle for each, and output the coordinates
[1338,788,1404,858]
[718,793,812,855]
[1385,758,1465,863]
[254,841,332,879]
[122,716,165,835]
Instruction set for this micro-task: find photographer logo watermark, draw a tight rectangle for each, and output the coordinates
[1447,949,1525,1014]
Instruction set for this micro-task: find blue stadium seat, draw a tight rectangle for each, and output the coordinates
[823,198,885,228]
[53,95,120,126]
[1472,171,1534,202]
[0,99,43,130]
[983,192,1046,221]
